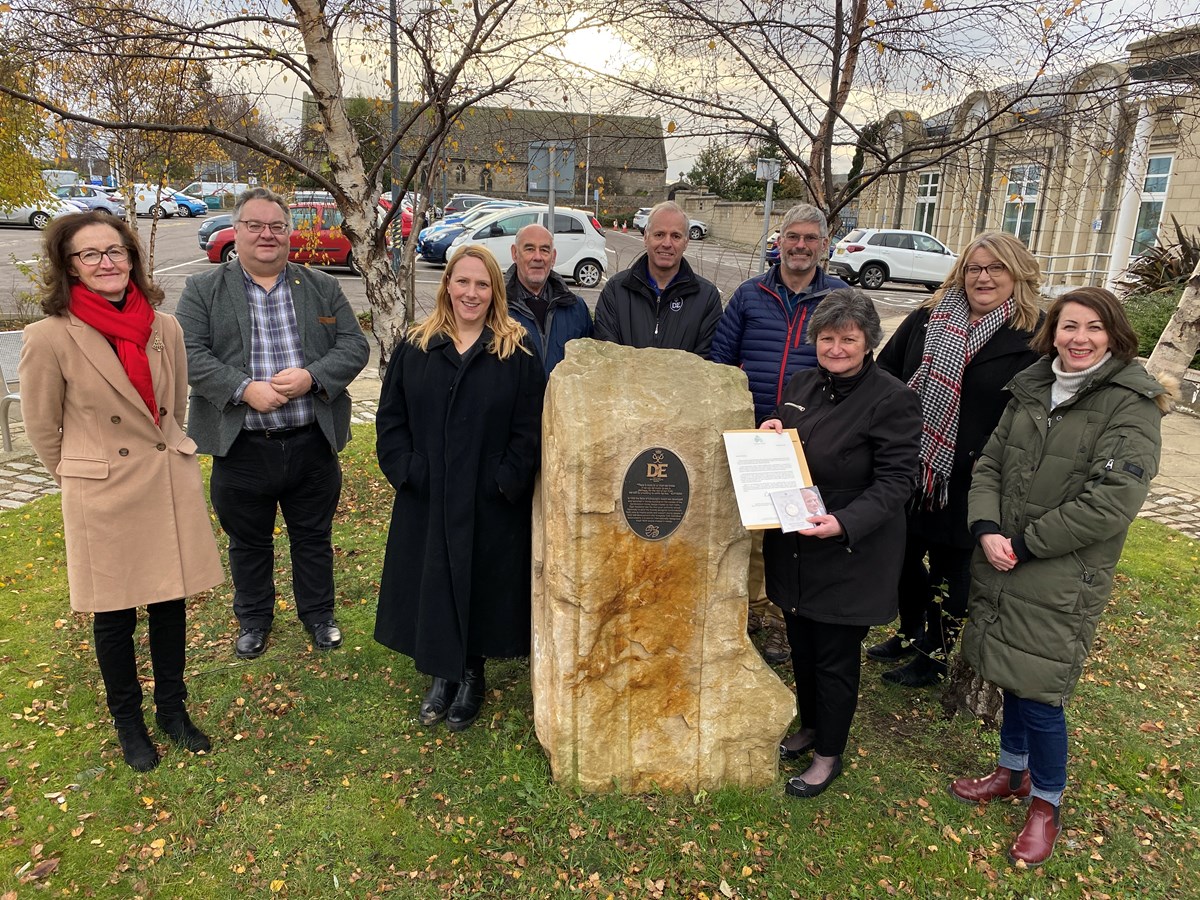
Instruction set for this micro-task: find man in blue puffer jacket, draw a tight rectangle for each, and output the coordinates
[710,203,848,422]
[711,202,847,664]
[505,223,593,376]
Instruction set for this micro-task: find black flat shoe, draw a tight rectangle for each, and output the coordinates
[235,627,270,659]
[785,757,843,799]
[446,665,486,732]
[418,677,458,726]
[305,620,343,651]
[779,734,816,760]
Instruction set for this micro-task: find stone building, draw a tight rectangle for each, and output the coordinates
[300,98,667,212]
[850,26,1200,290]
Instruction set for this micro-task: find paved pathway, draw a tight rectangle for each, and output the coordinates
[3,356,1197,541]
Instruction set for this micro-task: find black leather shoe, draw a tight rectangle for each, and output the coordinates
[865,634,918,663]
[779,729,816,760]
[156,710,212,753]
[115,720,160,772]
[305,620,343,651]
[446,666,486,732]
[881,654,947,688]
[785,757,843,799]
[235,627,270,659]
[418,677,458,726]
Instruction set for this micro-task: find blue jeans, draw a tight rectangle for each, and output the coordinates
[998,690,1067,806]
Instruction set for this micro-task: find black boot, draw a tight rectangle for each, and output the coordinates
[446,661,486,732]
[115,718,160,772]
[881,651,947,687]
[865,633,919,663]
[418,677,458,726]
[156,710,212,753]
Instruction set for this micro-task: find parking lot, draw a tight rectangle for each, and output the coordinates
[0,216,934,321]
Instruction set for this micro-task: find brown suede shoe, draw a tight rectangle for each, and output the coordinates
[762,622,791,665]
[1008,797,1061,866]
[949,766,1032,804]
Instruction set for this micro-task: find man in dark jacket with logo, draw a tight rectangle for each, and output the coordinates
[505,223,593,376]
[710,202,847,664]
[594,201,721,357]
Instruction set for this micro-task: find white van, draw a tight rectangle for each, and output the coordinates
[181,181,252,208]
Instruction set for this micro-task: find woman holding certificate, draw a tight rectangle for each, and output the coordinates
[760,288,921,799]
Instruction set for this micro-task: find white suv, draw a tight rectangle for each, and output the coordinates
[448,205,607,287]
[829,228,956,291]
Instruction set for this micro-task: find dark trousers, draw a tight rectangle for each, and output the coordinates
[210,427,342,631]
[784,612,869,757]
[93,599,186,726]
[896,535,972,652]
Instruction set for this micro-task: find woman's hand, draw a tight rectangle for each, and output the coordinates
[980,533,1018,572]
[759,418,784,433]
[802,515,844,539]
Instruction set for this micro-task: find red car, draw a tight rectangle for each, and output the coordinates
[205,203,363,272]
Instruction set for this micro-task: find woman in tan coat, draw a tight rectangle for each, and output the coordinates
[19,211,224,772]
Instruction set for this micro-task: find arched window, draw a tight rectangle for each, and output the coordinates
[479,167,493,192]
[454,163,466,185]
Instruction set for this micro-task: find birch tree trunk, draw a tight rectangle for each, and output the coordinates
[941,649,1004,727]
[1147,259,1200,383]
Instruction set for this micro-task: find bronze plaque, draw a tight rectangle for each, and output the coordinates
[622,448,689,541]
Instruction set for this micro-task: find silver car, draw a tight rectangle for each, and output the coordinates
[0,194,85,230]
[54,184,127,218]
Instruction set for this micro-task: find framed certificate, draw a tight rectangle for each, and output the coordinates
[721,429,812,529]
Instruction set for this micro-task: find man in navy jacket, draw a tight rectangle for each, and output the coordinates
[710,203,847,664]
[505,223,593,376]
[711,203,848,421]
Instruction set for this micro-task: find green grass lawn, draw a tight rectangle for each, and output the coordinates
[2,427,1198,898]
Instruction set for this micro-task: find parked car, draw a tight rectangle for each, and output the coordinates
[54,184,126,217]
[170,192,208,218]
[443,193,492,215]
[0,194,85,230]
[127,184,179,218]
[765,229,780,266]
[828,228,956,290]
[205,203,362,272]
[448,205,607,287]
[181,181,251,209]
[416,201,530,264]
[197,214,234,250]
[632,207,707,240]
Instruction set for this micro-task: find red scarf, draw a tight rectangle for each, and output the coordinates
[69,282,160,426]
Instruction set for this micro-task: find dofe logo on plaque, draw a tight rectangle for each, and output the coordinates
[621,448,690,541]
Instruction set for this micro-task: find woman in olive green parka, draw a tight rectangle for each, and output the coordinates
[950,288,1170,867]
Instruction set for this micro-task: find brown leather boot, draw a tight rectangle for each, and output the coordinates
[949,766,1032,803]
[1008,797,1061,865]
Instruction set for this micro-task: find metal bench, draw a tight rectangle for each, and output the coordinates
[0,331,23,452]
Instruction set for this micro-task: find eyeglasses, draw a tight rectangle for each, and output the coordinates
[238,220,290,235]
[780,233,825,245]
[965,263,1008,277]
[71,246,129,266]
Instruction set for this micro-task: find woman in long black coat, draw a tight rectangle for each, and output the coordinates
[866,232,1042,687]
[762,288,921,799]
[375,246,545,731]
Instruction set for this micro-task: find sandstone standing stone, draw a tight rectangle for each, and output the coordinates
[532,340,796,793]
